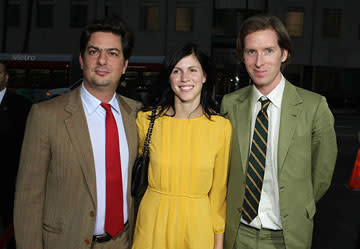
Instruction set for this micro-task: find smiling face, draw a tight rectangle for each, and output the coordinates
[169,54,206,106]
[243,28,288,95]
[79,31,128,95]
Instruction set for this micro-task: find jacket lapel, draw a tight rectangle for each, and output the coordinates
[233,87,253,173]
[278,81,303,173]
[117,95,137,171]
[116,95,138,211]
[64,88,97,207]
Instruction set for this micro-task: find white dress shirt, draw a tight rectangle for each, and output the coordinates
[241,75,285,230]
[80,84,129,235]
[0,88,7,104]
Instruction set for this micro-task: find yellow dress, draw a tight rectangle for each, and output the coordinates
[132,111,232,249]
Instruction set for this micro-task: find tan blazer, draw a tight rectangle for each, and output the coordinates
[221,81,337,249]
[14,87,141,249]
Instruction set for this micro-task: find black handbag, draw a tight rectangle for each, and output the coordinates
[131,107,157,213]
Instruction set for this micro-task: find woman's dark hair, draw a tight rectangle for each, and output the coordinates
[145,42,219,120]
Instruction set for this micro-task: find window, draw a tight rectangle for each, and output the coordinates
[70,0,88,28]
[7,0,21,27]
[176,7,192,32]
[140,6,159,31]
[322,8,342,37]
[212,9,262,36]
[285,9,304,37]
[213,9,243,36]
[37,0,54,28]
[8,68,26,88]
[125,71,140,86]
[30,69,51,88]
[143,71,160,88]
[52,70,69,88]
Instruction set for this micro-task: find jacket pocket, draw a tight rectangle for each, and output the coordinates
[305,199,316,219]
[43,221,63,234]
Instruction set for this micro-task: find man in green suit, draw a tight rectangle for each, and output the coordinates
[221,15,337,249]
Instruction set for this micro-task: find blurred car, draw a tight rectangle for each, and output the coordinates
[45,78,83,100]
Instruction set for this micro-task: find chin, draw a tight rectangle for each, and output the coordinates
[251,75,269,84]
[179,98,192,103]
[92,79,112,86]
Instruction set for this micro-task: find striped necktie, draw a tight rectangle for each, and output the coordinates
[242,98,271,223]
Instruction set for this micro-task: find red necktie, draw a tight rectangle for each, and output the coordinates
[101,103,124,237]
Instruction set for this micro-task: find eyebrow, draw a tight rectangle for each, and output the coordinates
[245,46,276,50]
[87,45,121,51]
[173,65,201,69]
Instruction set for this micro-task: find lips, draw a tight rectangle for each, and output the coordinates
[253,69,266,77]
[178,85,194,91]
[94,69,110,76]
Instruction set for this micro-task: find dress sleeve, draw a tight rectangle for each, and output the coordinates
[209,118,232,234]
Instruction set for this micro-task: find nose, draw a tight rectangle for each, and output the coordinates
[97,50,107,65]
[255,53,263,67]
[181,71,190,82]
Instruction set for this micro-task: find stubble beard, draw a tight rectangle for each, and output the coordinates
[91,77,112,88]
[83,76,116,95]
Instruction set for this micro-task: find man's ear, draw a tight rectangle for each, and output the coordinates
[281,49,289,63]
[79,53,84,70]
[122,59,129,74]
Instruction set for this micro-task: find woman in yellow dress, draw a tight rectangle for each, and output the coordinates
[132,43,232,249]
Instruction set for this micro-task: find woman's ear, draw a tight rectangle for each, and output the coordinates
[202,73,207,84]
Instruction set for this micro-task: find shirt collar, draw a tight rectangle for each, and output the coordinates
[80,83,119,115]
[251,74,285,109]
[0,87,6,104]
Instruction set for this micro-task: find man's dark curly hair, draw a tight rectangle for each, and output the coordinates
[80,15,134,60]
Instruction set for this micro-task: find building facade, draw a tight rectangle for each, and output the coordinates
[0,0,359,108]
[1,0,212,55]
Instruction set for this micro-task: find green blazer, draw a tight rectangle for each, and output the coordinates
[221,81,337,249]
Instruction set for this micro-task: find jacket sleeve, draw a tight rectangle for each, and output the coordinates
[311,96,337,202]
[14,104,50,249]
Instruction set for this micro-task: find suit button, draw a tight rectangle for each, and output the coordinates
[90,211,95,217]
[237,207,242,213]
[84,238,91,245]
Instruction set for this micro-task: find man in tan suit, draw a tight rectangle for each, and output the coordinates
[14,16,141,249]
[221,15,337,249]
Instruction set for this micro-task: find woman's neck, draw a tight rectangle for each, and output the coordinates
[168,100,203,119]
